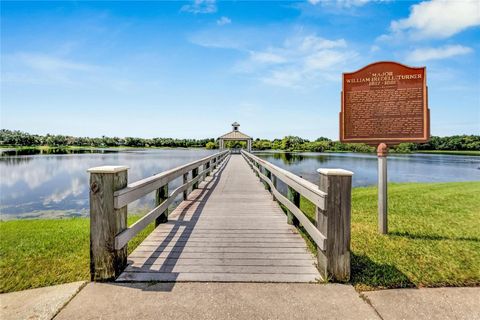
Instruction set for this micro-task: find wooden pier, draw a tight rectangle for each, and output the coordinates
[88,150,353,283]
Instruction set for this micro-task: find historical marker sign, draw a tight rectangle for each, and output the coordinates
[340,61,430,145]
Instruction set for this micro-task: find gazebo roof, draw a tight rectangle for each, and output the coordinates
[219,130,252,140]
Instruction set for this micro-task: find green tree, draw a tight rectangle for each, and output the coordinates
[205,141,217,149]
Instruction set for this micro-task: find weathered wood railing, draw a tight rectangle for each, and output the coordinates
[87,150,230,281]
[241,150,353,281]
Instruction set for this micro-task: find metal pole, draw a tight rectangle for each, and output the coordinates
[377,143,388,234]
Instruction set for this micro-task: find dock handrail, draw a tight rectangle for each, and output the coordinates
[241,150,353,281]
[88,150,230,281]
[241,150,327,251]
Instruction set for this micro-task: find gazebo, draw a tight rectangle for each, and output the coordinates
[218,122,253,152]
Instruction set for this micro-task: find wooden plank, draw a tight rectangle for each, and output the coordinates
[142,235,304,241]
[127,258,316,267]
[127,251,315,260]
[138,238,308,245]
[124,265,319,274]
[117,272,319,283]
[129,243,308,253]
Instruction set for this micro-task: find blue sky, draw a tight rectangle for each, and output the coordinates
[1,0,479,139]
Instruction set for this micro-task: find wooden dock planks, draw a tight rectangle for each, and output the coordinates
[116,155,320,283]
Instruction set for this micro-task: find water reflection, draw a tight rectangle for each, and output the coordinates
[0,149,215,219]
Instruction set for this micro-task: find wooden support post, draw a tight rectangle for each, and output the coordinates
[377,143,388,234]
[205,160,211,176]
[316,168,353,282]
[271,174,277,201]
[265,169,272,192]
[183,172,188,200]
[286,186,300,226]
[192,167,199,189]
[155,184,169,226]
[88,165,129,281]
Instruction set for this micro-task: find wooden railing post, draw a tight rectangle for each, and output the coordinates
[183,173,189,200]
[286,186,300,226]
[264,168,272,193]
[316,169,353,281]
[205,160,211,177]
[192,167,199,189]
[88,165,129,281]
[155,184,169,226]
[271,174,277,201]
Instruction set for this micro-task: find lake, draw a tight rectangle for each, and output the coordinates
[1,148,479,220]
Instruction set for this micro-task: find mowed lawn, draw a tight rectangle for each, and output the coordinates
[0,216,154,293]
[1,181,479,293]
[301,181,480,290]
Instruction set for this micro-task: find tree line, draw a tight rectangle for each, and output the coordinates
[250,135,480,152]
[1,129,478,152]
[0,129,214,148]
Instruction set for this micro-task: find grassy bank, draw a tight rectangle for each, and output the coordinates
[415,150,480,156]
[1,182,479,293]
[0,215,154,293]
[301,181,480,290]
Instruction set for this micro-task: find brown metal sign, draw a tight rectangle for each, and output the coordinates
[340,61,430,145]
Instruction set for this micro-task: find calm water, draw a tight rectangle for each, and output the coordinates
[0,149,215,220]
[1,149,479,220]
[255,152,480,187]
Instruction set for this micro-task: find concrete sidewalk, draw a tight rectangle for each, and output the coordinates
[0,281,86,320]
[55,282,379,320]
[2,282,479,319]
[363,287,480,320]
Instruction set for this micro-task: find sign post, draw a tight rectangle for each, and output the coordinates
[340,61,430,234]
[377,143,388,234]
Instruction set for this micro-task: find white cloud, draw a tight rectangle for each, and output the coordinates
[406,45,473,62]
[181,0,217,14]
[217,16,231,26]
[308,0,388,8]
[249,52,287,64]
[2,52,97,85]
[234,34,354,88]
[16,53,94,73]
[389,0,480,39]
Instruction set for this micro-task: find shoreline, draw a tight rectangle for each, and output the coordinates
[1,145,478,156]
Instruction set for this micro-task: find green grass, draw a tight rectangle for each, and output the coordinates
[415,150,480,156]
[300,181,480,290]
[0,215,154,293]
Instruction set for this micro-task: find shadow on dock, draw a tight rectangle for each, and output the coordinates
[123,156,230,291]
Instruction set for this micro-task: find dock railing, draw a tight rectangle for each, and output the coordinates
[241,150,353,281]
[87,150,230,281]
